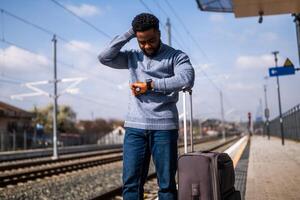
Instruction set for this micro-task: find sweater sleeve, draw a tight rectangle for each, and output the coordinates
[98,29,135,69]
[153,52,195,93]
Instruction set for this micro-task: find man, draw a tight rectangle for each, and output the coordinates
[98,13,194,200]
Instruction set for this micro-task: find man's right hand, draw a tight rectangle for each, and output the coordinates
[127,28,136,40]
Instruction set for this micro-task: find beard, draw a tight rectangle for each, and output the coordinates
[142,49,156,57]
[141,41,161,57]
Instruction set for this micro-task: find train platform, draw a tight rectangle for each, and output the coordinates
[245,135,300,200]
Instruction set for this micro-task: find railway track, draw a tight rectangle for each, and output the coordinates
[0,144,123,162]
[0,148,123,171]
[0,136,224,188]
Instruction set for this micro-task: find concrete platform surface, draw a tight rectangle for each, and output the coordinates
[245,136,300,200]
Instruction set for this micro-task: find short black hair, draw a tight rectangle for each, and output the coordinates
[132,13,159,32]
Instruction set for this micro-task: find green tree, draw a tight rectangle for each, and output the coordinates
[32,104,77,133]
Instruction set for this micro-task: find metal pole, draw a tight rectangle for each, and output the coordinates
[0,130,3,151]
[264,85,270,140]
[248,112,252,136]
[183,92,187,154]
[296,105,300,141]
[33,128,37,148]
[52,35,58,159]
[189,90,194,152]
[198,119,202,139]
[272,51,284,145]
[13,130,16,151]
[23,130,27,150]
[91,111,94,121]
[220,91,225,140]
[293,13,300,66]
[293,108,297,140]
[166,18,171,47]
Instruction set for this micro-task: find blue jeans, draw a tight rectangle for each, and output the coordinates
[122,127,178,200]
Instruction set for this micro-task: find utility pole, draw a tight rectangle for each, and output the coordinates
[293,13,300,65]
[198,119,202,139]
[220,91,225,140]
[248,112,252,136]
[11,36,85,157]
[166,18,172,47]
[272,51,284,145]
[189,90,194,152]
[52,35,58,159]
[263,84,270,140]
[91,111,94,121]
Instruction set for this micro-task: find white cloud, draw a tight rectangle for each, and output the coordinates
[193,62,214,75]
[62,40,129,95]
[66,4,101,17]
[200,63,213,70]
[209,14,225,22]
[65,40,94,53]
[235,54,281,70]
[1,46,50,72]
[226,82,258,91]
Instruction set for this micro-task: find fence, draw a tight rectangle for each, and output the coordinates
[268,104,300,141]
[0,130,33,151]
[0,129,122,152]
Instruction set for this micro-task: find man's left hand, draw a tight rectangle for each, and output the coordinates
[130,82,147,96]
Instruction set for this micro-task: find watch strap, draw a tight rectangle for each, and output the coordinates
[146,79,152,90]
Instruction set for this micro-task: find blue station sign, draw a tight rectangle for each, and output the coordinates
[269,66,295,77]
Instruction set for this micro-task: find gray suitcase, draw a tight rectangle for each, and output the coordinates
[178,90,241,200]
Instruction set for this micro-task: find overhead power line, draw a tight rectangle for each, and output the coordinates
[153,0,190,51]
[0,8,97,57]
[49,0,111,39]
[0,8,53,36]
[164,0,210,61]
[163,0,233,106]
[139,0,186,50]
[0,74,30,83]
[162,0,227,91]
[1,9,5,40]
[0,38,120,91]
[139,0,219,90]
[0,79,21,85]
[139,0,153,13]
[66,93,124,114]
[140,0,233,109]
[0,74,118,113]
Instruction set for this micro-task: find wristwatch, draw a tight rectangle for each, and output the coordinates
[146,79,153,91]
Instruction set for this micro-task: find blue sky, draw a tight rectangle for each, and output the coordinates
[0,0,299,122]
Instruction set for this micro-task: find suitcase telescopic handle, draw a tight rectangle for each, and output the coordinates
[182,88,193,154]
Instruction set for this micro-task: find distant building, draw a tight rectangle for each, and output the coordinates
[0,101,34,132]
[0,101,34,150]
[201,119,221,135]
[97,126,125,145]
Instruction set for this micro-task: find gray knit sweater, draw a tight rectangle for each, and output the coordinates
[98,29,194,130]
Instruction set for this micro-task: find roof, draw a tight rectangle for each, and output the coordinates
[195,0,300,17]
[233,0,300,18]
[196,0,233,13]
[0,101,34,118]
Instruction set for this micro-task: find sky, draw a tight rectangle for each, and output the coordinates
[0,0,299,123]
